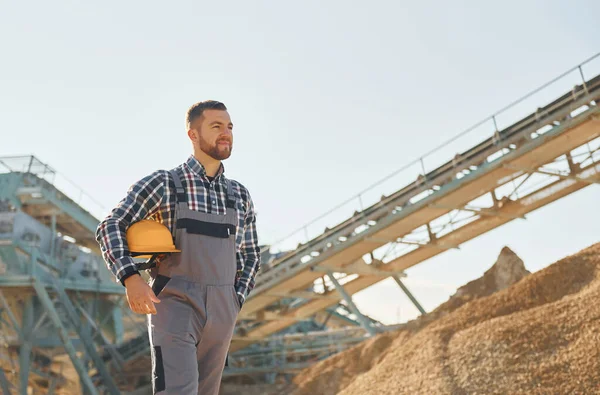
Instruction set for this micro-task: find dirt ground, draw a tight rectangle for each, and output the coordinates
[287,243,600,394]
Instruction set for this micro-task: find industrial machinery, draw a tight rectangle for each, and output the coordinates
[0,53,599,393]
[0,156,132,394]
[230,56,600,356]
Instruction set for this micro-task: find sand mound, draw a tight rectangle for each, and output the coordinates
[218,382,290,395]
[338,242,600,394]
[402,246,530,333]
[291,246,532,395]
[290,330,402,395]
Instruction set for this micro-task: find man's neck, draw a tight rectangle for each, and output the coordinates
[193,150,221,178]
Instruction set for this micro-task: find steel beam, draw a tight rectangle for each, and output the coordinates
[50,212,57,260]
[0,290,20,332]
[19,296,33,395]
[368,237,461,250]
[0,369,11,395]
[503,163,600,185]
[223,362,314,376]
[241,310,304,322]
[31,311,49,334]
[232,337,365,357]
[312,262,405,278]
[47,376,58,395]
[265,290,341,300]
[31,279,99,395]
[49,278,121,395]
[111,303,124,344]
[392,275,426,315]
[0,276,124,294]
[325,270,377,336]
[73,301,124,369]
[429,204,526,220]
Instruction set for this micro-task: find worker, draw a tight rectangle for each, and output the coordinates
[95,100,261,394]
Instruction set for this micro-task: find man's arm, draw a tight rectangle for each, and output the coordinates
[235,192,261,306]
[95,171,165,285]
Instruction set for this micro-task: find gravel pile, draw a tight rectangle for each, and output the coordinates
[291,243,600,394]
[339,242,600,394]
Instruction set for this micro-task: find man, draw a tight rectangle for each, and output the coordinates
[95,100,261,394]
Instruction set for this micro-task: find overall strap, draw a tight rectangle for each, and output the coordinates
[168,169,188,238]
[169,169,188,210]
[225,178,236,209]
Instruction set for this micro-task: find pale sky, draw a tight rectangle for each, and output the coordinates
[1,1,599,325]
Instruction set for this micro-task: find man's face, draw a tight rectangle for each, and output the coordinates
[192,109,233,160]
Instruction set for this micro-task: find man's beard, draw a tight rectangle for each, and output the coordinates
[199,135,232,160]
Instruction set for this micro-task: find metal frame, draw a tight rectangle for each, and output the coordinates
[325,270,378,336]
[229,59,600,354]
[0,170,137,393]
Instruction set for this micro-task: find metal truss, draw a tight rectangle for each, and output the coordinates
[225,326,397,379]
[230,63,600,355]
[379,136,600,266]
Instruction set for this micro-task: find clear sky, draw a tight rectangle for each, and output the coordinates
[1,1,599,325]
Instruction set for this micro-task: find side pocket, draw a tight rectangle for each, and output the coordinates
[152,345,166,392]
[206,285,240,334]
[151,275,171,297]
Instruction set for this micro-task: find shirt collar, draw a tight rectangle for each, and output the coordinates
[185,155,225,180]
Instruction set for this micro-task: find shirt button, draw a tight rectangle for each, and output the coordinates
[212,200,216,204]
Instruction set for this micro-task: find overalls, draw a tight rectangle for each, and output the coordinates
[147,169,241,394]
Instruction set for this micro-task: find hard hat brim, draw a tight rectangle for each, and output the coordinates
[130,249,181,257]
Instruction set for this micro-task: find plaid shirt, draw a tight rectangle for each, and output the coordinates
[95,155,261,304]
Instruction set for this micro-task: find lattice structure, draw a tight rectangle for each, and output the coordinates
[229,58,600,356]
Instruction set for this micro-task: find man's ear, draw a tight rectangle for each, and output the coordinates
[187,129,197,142]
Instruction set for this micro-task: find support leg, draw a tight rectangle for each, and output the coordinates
[112,302,124,344]
[50,279,121,395]
[31,279,99,395]
[0,369,11,395]
[392,275,426,315]
[0,290,20,332]
[326,271,377,336]
[47,375,58,395]
[19,296,34,395]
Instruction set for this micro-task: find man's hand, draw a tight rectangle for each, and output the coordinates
[124,274,161,314]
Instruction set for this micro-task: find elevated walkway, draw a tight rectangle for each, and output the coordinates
[0,156,104,254]
[231,56,600,353]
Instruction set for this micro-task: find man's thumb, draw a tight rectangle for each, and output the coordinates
[150,292,161,303]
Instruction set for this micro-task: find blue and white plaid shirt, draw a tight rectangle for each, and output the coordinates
[95,155,261,304]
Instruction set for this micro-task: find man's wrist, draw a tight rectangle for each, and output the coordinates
[120,271,140,286]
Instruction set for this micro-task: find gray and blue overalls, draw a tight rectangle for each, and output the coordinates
[147,169,241,394]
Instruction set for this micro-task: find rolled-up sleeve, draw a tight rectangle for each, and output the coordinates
[95,171,165,285]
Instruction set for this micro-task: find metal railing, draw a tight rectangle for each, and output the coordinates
[0,155,107,221]
[261,51,600,256]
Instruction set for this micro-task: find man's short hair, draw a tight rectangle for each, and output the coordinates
[186,100,227,130]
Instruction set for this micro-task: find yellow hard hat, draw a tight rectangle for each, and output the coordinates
[126,219,180,259]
